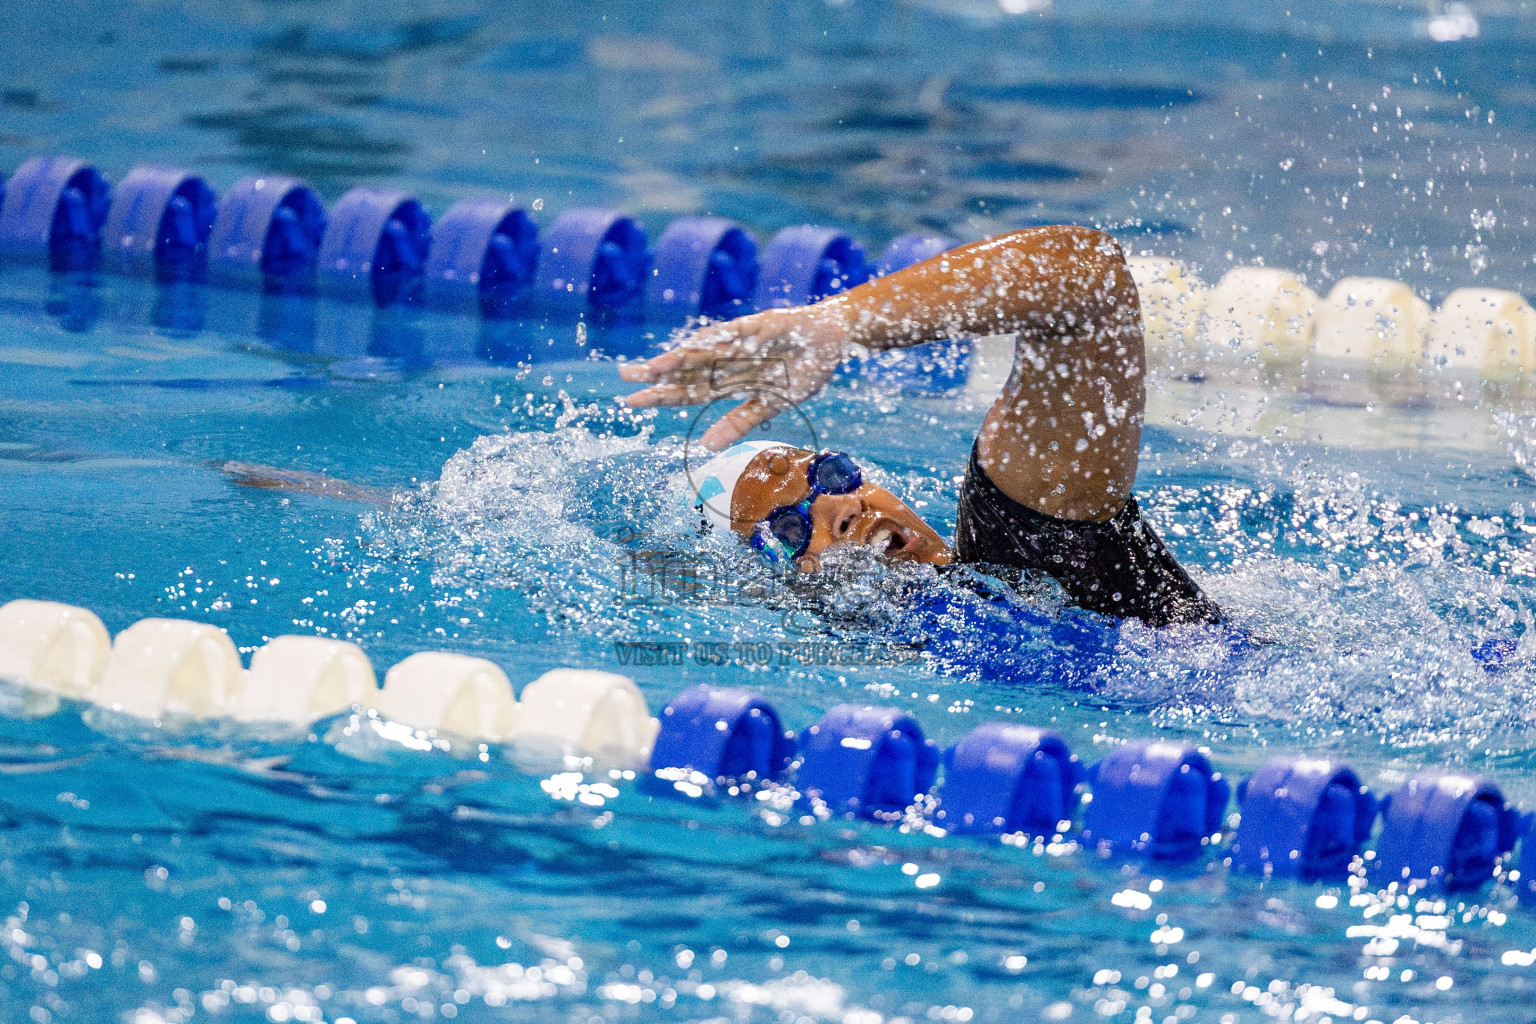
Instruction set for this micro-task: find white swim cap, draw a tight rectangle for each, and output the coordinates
[685,439,800,534]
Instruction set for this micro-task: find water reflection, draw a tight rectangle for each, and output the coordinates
[42,270,104,334]
[6,264,669,374]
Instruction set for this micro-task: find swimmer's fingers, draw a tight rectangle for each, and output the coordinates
[621,383,715,408]
[698,395,789,451]
[617,345,720,384]
[622,361,806,407]
[620,347,801,399]
[618,310,803,385]
[617,345,752,390]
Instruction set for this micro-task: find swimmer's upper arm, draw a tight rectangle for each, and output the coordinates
[835,226,1145,522]
[835,226,1134,351]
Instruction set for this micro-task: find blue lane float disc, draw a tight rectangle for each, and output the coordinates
[537,208,651,311]
[1080,740,1230,860]
[317,187,432,307]
[652,216,759,320]
[755,225,869,309]
[207,175,326,292]
[1229,755,1376,879]
[936,722,1083,835]
[1371,770,1518,892]
[796,704,938,820]
[102,166,217,281]
[0,155,111,271]
[648,685,796,793]
[422,198,538,317]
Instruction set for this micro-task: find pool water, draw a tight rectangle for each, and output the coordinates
[6,2,1536,1023]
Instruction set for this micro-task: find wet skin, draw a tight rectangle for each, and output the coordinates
[621,225,1146,564]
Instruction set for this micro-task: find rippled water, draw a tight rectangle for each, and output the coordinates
[7,2,1536,1023]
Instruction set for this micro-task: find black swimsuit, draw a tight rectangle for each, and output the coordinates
[955,443,1220,627]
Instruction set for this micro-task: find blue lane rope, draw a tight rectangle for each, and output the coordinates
[1081,740,1230,861]
[936,722,1083,836]
[318,187,433,306]
[876,233,957,277]
[653,216,759,321]
[0,155,927,326]
[206,174,326,291]
[649,686,1527,896]
[423,198,539,317]
[755,225,870,310]
[0,593,1530,898]
[646,684,796,797]
[1370,770,1519,892]
[536,208,652,312]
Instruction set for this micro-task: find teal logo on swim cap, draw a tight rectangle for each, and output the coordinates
[679,376,820,533]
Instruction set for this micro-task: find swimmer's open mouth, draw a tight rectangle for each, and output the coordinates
[867,523,915,559]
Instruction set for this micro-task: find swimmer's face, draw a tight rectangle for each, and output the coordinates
[731,448,951,572]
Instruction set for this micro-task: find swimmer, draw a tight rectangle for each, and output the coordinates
[620,225,1219,628]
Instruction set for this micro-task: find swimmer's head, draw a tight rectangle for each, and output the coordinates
[688,441,950,572]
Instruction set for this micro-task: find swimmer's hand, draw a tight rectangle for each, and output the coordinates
[618,304,850,450]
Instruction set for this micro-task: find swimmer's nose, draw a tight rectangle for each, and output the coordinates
[820,494,865,544]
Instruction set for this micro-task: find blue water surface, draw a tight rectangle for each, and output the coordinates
[6,2,1536,1023]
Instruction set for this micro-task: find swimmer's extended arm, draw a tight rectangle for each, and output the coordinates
[215,461,394,507]
[622,224,1144,521]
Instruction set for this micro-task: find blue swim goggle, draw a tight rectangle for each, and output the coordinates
[748,451,864,563]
